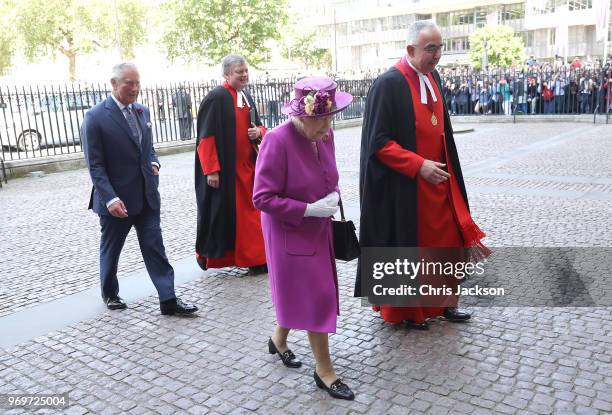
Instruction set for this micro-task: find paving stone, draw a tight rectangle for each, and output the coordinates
[574,406,599,415]
[0,123,611,414]
[409,399,431,411]
[593,399,612,412]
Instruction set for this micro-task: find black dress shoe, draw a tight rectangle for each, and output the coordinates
[105,296,127,310]
[196,256,207,271]
[248,264,268,276]
[405,320,429,330]
[442,307,471,322]
[268,338,302,368]
[160,297,198,316]
[314,371,355,400]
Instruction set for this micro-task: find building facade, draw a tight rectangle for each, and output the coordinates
[298,0,612,71]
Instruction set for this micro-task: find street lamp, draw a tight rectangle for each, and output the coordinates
[333,7,338,74]
[483,38,489,71]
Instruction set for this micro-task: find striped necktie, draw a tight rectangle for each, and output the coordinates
[123,106,141,144]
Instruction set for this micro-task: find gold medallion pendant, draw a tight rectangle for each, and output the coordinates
[431,114,438,126]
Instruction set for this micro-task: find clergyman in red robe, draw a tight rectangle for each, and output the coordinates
[355,21,490,329]
[194,55,267,275]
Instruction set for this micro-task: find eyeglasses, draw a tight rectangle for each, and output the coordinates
[411,44,444,54]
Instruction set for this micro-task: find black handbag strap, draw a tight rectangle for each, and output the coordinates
[338,195,346,222]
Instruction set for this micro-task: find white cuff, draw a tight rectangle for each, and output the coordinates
[151,162,160,169]
[106,197,120,208]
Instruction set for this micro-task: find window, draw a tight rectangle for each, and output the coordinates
[531,0,556,14]
[549,28,556,45]
[522,30,535,47]
[349,18,380,34]
[475,7,496,28]
[445,37,470,52]
[451,10,474,26]
[568,0,592,11]
[437,12,450,27]
[501,3,525,21]
[444,38,452,51]
[390,15,410,30]
[318,25,331,37]
[65,92,105,111]
[336,22,348,36]
[416,14,432,21]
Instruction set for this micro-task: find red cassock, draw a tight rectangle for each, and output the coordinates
[374,59,468,323]
[196,82,266,268]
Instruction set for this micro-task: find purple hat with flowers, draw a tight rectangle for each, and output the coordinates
[282,76,353,118]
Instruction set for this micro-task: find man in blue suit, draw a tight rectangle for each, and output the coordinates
[82,62,197,315]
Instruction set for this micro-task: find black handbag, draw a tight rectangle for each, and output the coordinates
[332,197,360,261]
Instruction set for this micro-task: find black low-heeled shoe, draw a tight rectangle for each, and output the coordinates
[268,338,302,368]
[405,320,429,330]
[314,371,355,400]
[248,264,268,276]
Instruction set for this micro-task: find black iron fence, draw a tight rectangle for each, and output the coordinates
[1,70,610,161]
[0,78,372,161]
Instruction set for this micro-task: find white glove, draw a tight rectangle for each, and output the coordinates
[304,191,340,218]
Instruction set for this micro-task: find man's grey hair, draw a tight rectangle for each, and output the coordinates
[111,62,138,81]
[222,55,247,76]
[406,20,440,45]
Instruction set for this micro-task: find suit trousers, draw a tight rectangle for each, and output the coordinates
[178,117,193,140]
[99,202,175,302]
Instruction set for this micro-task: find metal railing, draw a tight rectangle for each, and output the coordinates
[0,78,374,161]
[0,156,6,187]
[1,69,610,161]
[436,67,612,121]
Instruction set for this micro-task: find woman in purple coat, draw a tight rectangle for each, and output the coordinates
[253,77,354,400]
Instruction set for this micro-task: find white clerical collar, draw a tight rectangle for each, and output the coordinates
[236,89,251,109]
[406,57,438,105]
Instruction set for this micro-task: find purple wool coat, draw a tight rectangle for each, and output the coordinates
[253,121,340,333]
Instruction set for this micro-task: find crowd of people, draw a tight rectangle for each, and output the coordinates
[317,54,612,117]
[251,63,612,124]
[437,65,612,116]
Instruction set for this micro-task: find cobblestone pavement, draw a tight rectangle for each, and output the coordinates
[0,122,611,414]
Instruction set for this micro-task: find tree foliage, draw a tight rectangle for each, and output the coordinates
[0,0,17,75]
[163,0,288,67]
[468,25,525,70]
[15,0,145,80]
[281,27,332,70]
[114,1,147,60]
[0,31,14,76]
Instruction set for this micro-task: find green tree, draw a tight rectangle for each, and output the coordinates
[0,31,14,76]
[468,25,525,70]
[16,0,146,81]
[114,1,147,60]
[163,0,288,67]
[281,30,332,70]
[0,0,17,75]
